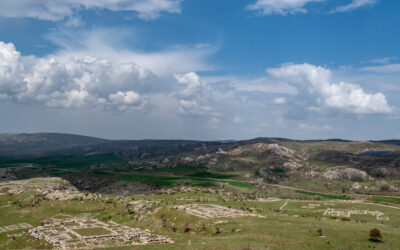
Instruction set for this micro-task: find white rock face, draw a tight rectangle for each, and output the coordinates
[305,171,320,178]
[322,168,372,181]
[283,161,302,170]
[267,144,295,158]
[351,182,362,190]
[183,157,193,162]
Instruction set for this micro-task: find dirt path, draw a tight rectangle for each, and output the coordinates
[279,201,288,210]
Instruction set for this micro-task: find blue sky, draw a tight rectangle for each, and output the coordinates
[0,0,399,140]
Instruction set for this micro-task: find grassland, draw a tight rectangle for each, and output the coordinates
[368,196,400,205]
[1,178,400,249]
[295,190,352,200]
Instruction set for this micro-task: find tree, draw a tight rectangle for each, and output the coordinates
[369,228,383,242]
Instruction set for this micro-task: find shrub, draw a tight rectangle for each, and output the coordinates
[201,222,206,231]
[369,228,383,242]
[380,184,390,192]
[161,215,168,227]
[183,222,191,233]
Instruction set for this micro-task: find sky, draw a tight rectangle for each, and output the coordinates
[0,0,400,141]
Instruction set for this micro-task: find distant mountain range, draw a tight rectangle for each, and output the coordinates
[0,133,216,158]
[0,133,108,158]
[0,133,399,159]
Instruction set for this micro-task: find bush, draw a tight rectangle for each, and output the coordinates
[369,228,383,242]
[380,184,390,192]
[161,216,168,228]
[201,222,206,231]
[183,222,191,233]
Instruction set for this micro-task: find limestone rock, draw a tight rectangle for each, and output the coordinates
[351,182,362,190]
[322,168,372,181]
[267,144,295,158]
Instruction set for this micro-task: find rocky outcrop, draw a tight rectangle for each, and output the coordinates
[0,168,16,182]
[267,144,295,158]
[322,168,372,181]
[351,182,362,190]
[258,168,284,182]
[283,161,303,170]
[313,150,400,178]
[304,170,320,178]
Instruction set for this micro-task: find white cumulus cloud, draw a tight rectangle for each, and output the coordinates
[0,41,151,111]
[178,99,212,116]
[267,63,392,114]
[174,72,201,97]
[174,72,220,118]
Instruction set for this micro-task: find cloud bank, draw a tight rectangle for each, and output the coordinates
[0,41,151,110]
[0,40,394,133]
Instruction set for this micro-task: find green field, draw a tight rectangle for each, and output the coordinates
[295,190,352,200]
[188,171,237,179]
[147,165,208,174]
[368,196,400,205]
